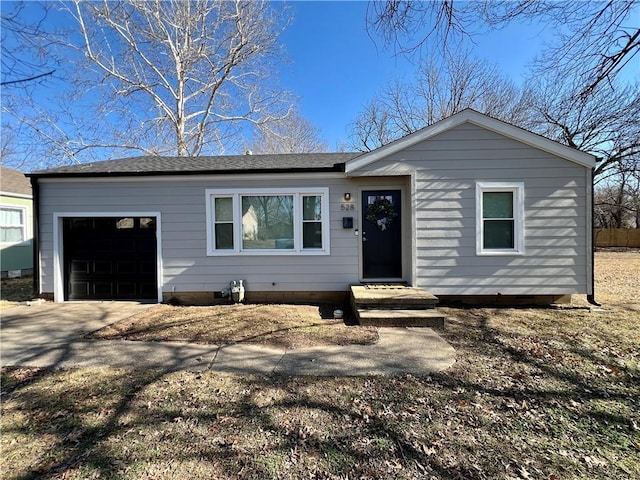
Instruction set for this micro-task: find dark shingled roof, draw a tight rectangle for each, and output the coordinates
[1,166,32,196]
[29,152,361,178]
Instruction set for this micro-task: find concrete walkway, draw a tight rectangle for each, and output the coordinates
[1,302,456,375]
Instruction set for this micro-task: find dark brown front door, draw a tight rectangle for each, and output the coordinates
[362,190,402,278]
[63,217,157,300]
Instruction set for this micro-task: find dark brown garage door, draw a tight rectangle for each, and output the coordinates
[63,217,157,300]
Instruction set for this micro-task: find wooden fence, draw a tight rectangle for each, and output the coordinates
[595,229,640,248]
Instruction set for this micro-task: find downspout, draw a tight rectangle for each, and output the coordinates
[30,175,40,299]
[587,166,601,306]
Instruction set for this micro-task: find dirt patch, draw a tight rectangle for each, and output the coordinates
[0,276,34,310]
[90,303,378,349]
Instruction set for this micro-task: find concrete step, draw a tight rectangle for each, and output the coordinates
[355,308,446,328]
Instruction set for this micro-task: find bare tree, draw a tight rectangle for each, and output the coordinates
[2,1,294,167]
[246,109,328,154]
[367,0,639,96]
[595,165,640,228]
[348,52,531,151]
[1,2,61,169]
[522,76,640,184]
[66,0,293,158]
[0,2,56,87]
[348,98,396,152]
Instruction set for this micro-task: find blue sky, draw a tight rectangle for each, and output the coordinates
[279,1,551,149]
[2,0,637,167]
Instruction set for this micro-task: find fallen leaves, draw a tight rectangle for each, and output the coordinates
[1,252,639,479]
[89,303,378,349]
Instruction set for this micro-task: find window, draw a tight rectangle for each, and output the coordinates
[242,195,294,250]
[302,195,323,248]
[214,197,234,249]
[206,188,330,255]
[1,206,27,244]
[476,182,524,255]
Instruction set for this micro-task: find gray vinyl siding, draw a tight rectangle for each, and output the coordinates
[37,121,590,299]
[37,176,360,296]
[351,122,589,295]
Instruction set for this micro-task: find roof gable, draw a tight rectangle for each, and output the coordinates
[345,109,596,173]
[1,166,32,196]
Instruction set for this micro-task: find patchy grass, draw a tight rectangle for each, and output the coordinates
[90,303,378,349]
[1,252,639,479]
[0,276,34,310]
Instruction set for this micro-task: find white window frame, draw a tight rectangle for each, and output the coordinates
[0,204,29,245]
[475,182,525,256]
[205,187,331,256]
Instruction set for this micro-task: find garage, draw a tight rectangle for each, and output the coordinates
[63,217,158,300]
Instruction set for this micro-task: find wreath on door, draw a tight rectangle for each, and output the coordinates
[365,197,397,231]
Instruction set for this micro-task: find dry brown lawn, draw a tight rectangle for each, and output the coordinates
[90,303,378,349]
[1,251,639,479]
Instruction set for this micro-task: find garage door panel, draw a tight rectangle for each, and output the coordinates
[116,260,137,274]
[94,260,113,274]
[71,260,90,273]
[139,261,156,274]
[115,238,136,251]
[93,282,114,297]
[116,282,137,297]
[139,282,157,297]
[70,282,90,298]
[64,217,157,301]
[94,239,113,252]
[139,237,156,250]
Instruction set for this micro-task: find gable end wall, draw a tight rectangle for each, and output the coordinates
[352,122,589,296]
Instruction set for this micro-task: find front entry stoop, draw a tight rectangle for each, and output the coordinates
[350,285,445,328]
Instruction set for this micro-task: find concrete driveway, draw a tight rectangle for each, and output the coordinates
[1,302,456,375]
[1,302,220,372]
[1,302,152,345]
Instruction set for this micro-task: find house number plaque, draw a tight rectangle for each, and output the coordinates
[341,203,355,211]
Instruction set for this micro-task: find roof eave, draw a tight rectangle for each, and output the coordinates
[0,191,33,199]
[27,164,346,179]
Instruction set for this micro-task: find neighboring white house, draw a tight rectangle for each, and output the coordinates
[1,166,33,278]
[28,110,597,304]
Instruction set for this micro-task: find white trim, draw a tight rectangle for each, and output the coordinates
[52,212,163,303]
[409,173,418,286]
[38,172,345,184]
[346,109,596,173]
[475,182,525,256]
[205,187,331,256]
[0,203,30,246]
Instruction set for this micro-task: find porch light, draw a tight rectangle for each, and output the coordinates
[344,192,351,201]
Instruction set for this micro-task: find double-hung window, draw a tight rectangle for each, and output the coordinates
[206,188,330,255]
[476,182,524,255]
[0,206,28,244]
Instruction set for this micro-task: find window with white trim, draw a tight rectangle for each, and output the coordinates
[0,206,27,244]
[476,182,524,255]
[206,188,330,255]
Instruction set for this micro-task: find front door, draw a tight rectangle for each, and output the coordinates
[362,190,402,278]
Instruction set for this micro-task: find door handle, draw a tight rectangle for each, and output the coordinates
[362,232,367,242]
